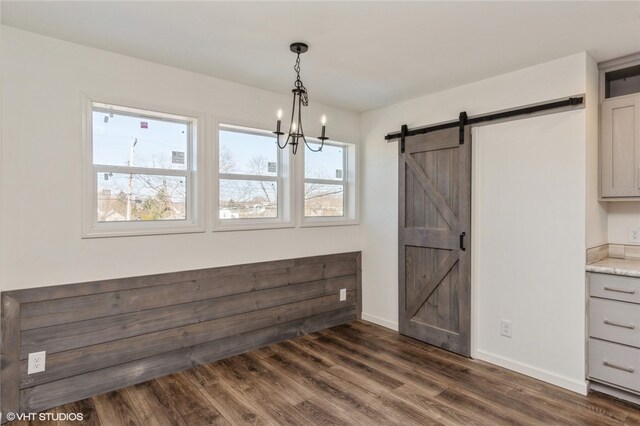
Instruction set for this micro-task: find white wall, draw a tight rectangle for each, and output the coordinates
[473,113,587,393]
[0,26,361,292]
[360,52,591,392]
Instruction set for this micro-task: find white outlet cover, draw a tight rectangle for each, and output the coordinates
[28,351,46,374]
[339,288,347,301]
[629,228,640,243]
[500,320,512,338]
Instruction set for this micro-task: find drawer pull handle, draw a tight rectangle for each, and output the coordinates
[603,361,635,374]
[604,319,636,329]
[604,286,636,295]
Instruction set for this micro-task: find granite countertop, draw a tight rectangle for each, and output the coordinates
[586,258,640,278]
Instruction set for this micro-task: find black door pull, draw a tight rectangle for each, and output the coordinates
[460,232,466,251]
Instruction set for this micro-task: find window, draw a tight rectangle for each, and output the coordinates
[215,124,292,230]
[304,143,346,217]
[301,140,358,226]
[82,95,204,237]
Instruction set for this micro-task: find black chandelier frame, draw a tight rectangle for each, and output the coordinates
[273,42,328,155]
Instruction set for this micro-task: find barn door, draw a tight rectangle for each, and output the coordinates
[399,123,471,357]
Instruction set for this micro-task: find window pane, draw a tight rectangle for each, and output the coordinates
[97,173,186,222]
[305,143,344,181]
[219,179,278,219]
[93,110,188,170]
[219,129,278,176]
[304,183,344,217]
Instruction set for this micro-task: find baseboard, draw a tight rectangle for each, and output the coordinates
[361,312,398,331]
[475,349,588,395]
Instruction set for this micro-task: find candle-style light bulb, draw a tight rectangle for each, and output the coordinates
[276,109,282,134]
[320,115,326,139]
[291,122,297,133]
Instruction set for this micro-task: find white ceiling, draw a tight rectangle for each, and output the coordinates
[2,1,640,112]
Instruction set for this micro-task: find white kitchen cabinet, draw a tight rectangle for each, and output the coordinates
[601,94,640,198]
[600,54,640,200]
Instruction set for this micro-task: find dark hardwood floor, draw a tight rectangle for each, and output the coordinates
[9,320,640,425]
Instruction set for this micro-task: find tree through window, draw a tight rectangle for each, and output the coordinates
[218,125,283,220]
[83,97,202,237]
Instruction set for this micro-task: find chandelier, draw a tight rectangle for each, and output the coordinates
[273,42,328,155]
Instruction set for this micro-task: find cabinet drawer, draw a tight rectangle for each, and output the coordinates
[589,339,640,392]
[590,298,640,347]
[590,273,640,304]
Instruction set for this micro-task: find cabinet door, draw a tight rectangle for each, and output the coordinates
[601,95,640,197]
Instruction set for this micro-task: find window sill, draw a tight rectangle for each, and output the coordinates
[212,220,295,232]
[300,218,360,228]
[82,223,205,238]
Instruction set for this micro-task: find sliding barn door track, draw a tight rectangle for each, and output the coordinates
[389,95,584,153]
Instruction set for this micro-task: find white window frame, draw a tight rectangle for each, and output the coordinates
[81,93,206,238]
[298,139,359,227]
[213,119,293,231]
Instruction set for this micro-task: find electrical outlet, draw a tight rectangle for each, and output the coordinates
[28,351,46,374]
[629,228,640,243]
[500,320,512,338]
[339,288,347,301]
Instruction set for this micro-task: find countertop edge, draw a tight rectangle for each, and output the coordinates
[586,261,640,278]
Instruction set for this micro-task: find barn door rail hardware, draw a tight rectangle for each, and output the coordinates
[400,124,408,153]
[386,96,584,142]
[458,111,467,144]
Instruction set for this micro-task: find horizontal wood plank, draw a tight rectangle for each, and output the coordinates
[403,228,458,250]
[8,252,360,304]
[323,259,357,279]
[405,128,459,153]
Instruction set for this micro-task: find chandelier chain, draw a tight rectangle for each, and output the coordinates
[293,53,309,106]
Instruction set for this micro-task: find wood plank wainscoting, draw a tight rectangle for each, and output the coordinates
[0,251,361,421]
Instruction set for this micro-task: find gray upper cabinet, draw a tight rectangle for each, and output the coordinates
[601,94,640,198]
[600,54,640,200]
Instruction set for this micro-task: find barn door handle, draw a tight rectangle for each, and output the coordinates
[460,232,466,251]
